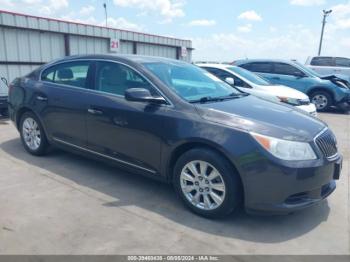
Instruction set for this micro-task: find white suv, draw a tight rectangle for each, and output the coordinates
[306,56,350,79]
[197,63,317,116]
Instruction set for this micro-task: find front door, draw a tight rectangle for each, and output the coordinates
[86,61,168,174]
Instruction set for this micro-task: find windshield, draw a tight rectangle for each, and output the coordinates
[143,61,242,102]
[293,61,321,78]
[227,66,271,86]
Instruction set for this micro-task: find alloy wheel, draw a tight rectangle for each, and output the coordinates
[180,160,226,210]
[22,117,41,151]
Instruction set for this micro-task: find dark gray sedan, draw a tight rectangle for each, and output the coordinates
[7,55,342,218]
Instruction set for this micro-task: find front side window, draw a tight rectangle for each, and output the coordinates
[205,67,246,88]
[335,57,350,67]
[95,62,154,96]
[143,62,241,102]
[310,57,334,66]
[41,61,90,88]
[273,63,305,76]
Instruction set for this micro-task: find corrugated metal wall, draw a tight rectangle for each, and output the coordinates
[0,11,193,82]
[0,27,65,81]
[137,43,177,59]
[69,35,108,55]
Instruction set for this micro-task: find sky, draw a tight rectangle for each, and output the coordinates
[0,0,349,62]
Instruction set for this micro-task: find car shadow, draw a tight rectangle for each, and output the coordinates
[0,138,331,244]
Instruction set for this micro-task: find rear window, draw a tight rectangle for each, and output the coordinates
[310,57,334,66]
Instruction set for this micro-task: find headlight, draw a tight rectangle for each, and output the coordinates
[277,96,301,106]
[251,132,317,160]
[335,80,349,89]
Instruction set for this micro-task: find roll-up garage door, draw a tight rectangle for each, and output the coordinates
[136,43,177,59]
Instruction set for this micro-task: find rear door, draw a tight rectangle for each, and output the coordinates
[40,61,93,147]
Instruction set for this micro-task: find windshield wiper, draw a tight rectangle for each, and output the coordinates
[189,93,248,104]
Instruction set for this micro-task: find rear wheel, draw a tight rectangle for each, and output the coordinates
[173,148,242,218]
[19,112,49,156]
[310,91,333,111]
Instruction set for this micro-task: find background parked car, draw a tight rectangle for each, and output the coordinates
[305,56,350,79]
[0,77,9,117]
[234,59,350,112]
[197,63,317,116]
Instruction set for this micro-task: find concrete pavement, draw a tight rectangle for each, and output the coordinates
[0,112,348,254]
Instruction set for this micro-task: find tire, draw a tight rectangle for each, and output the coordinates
[19,111,49,156]
[173,148,242,218]
[310,91,333,111]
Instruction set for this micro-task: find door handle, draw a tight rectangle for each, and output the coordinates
[88,108,103,115]
[36,95,47,101]
[271,77,280,80]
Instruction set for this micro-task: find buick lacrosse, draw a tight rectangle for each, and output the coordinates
[8,55,342,218]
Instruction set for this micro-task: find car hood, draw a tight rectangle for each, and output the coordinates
[256,85,309,99]
[196,95,325,141]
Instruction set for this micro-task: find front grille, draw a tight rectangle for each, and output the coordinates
[315,129,338,159]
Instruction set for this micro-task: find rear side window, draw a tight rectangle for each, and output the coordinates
[310,57,334,66]
[41,61,91,88]
[335,57,350,67]
[241,62,272,73]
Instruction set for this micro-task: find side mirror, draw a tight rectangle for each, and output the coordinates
[125,88,166,104]
[1,77,8,87]
[225,77,235,86]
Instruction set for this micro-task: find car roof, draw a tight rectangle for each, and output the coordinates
[196,63,234,69]
[234,59,297,64]
[47,54,189,66]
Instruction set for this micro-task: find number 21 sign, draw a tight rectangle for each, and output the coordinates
[110,39,120,52]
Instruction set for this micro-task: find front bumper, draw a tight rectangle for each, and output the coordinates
[336,94,350,110]
[295,103,317,117]
[241,152,342,215]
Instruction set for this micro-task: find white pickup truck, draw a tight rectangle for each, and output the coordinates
[305,56,350,80]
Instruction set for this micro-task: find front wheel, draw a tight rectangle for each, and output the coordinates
[173,148,242,218]
[310,91,333,111]
[20,112,49,156]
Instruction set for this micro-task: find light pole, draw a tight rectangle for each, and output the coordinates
[318,9,332,56]
[103,2,108,27]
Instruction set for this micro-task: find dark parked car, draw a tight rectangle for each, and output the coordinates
[8,55,342,218]
[234,59,350,111]
[0,77,9,117]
